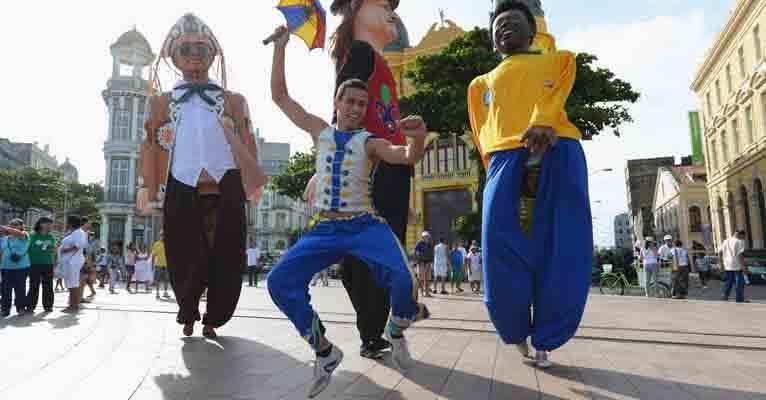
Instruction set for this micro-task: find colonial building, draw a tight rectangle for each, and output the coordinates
[625,157,675,239]
[383,17,481,251]
[252,137,313,254]
[96,29,155,247]
[652,165,711,249]
[613,213,633,250]
[691,0,766,250]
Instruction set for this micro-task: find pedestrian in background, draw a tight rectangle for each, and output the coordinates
[640,239,660,297]
[721,230,748,303]
[433,238,449,295]
[449,242,465,294]
[107,244,123,294]
[1,219,31,316]
[59,216,88,312]
[125,242,138,293]
[26,217,56,313]
[152,233,170,299]
[671,240,693,299]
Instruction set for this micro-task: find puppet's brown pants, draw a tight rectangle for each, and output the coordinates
[163,170,246,328]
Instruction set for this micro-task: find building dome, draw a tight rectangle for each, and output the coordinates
[384,18,411,52]
[59,157,79,182]
[111,28,153,54]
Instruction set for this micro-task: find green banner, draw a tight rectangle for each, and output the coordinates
[688,111,704,165]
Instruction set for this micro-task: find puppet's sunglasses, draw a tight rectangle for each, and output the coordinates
[177,43,213,58]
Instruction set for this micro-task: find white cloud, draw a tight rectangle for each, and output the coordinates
[558,11,711,246]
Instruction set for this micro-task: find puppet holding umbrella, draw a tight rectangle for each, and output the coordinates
[264,0,327,50]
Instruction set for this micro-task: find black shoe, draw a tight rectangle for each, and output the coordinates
[360,344,384,360]
[368,338,391,353]
[1,310,9,317]
[44,308,53,313]
[16,307,27,314]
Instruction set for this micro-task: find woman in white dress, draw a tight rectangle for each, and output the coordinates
[468,246,483,294]
[59,216,89,312]
[133,243,153,293]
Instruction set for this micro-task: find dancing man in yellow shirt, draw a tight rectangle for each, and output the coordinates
[467,0,593,369]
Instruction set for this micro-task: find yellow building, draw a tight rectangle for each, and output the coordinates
[652,165,711,250]
[691,0,766,250]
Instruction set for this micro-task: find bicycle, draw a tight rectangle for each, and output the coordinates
[599,264,671,298]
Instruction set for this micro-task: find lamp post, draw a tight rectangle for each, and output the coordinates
[589,168,613,176]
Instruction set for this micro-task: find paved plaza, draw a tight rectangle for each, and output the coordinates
[1,281,765,400]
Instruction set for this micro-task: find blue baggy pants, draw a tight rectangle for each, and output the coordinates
[267,214,419,342]
[482,139,593,352]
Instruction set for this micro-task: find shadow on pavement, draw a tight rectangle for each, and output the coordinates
[544,365,766,399]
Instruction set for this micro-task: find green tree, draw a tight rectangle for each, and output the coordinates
[400,28,640,237]
[271,151,316,201]
[64,182,103,221]
[0,168,65,216]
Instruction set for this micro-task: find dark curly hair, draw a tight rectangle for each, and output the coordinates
[490,0,538,48]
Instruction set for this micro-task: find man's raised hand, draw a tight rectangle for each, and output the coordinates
[399,116,427,140]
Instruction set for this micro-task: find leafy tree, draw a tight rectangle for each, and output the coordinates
[271,151,316,201]
[0,168,65,216]
[64,182,103,221]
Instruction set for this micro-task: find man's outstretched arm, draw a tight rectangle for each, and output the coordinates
[270,26,328,143]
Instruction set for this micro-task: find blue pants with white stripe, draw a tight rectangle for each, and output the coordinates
[267,214,419,341]
[483,139,593,352]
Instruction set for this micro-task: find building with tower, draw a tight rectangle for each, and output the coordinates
[96,28,156,248]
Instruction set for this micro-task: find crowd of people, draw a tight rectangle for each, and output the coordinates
[0,215,171,317]
[638,231,750,302]
[413,232,483,297]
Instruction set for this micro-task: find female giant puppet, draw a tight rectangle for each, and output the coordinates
[323,0,409,359]
[138,14,267,339]
[467,0,592,368]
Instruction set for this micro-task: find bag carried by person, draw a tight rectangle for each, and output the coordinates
[6,241,28,263]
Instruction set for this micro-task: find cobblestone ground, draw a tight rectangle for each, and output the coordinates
[1,278,765,400]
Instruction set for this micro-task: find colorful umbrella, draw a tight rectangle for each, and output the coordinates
[275,0,326,50]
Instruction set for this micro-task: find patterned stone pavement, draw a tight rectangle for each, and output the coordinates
[1,280,765,400]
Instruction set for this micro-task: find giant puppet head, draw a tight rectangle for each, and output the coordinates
[329,0,400,62]
[149,13,227,91]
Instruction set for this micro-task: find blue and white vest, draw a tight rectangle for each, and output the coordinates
[313,126,376,214]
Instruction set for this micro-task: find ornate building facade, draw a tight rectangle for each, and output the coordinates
[97,29,155,247]
[691,0,766,250]
[652,165,711,249]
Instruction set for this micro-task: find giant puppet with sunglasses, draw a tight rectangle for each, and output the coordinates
[137,14,267,339]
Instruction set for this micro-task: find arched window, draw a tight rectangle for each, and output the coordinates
[728,192,738,236]
[741,185,753,248]
[689,206,702,233]
[717,197,727,242]
[756,179,766,246]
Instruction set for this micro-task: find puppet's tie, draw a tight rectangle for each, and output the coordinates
[175,83,222,106]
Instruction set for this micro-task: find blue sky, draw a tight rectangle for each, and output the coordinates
[0,0,736,246]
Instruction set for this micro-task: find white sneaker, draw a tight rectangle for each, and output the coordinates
[308,345,344,398]
[516,341,532,359]
[535,350,552,369]
[385,331,413,371]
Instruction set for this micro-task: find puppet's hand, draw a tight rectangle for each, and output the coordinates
[522,126,558,156]
[136,188,151,216]
[273,25,290,48]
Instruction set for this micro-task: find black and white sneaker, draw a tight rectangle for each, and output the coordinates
[360,344,384,360]
[308,345,344,398]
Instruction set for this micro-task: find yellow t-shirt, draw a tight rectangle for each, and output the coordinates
[468,50,581,168]
[151,240,167,268]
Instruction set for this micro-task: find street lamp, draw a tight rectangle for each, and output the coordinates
[589,168,613,176]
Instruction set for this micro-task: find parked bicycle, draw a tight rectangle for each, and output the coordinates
[599,263,671,298]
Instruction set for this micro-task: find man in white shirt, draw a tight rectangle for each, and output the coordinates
[658,235,674,264]
[246,243,261,287]
[138,14,267,340]
[721,230,748,303]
